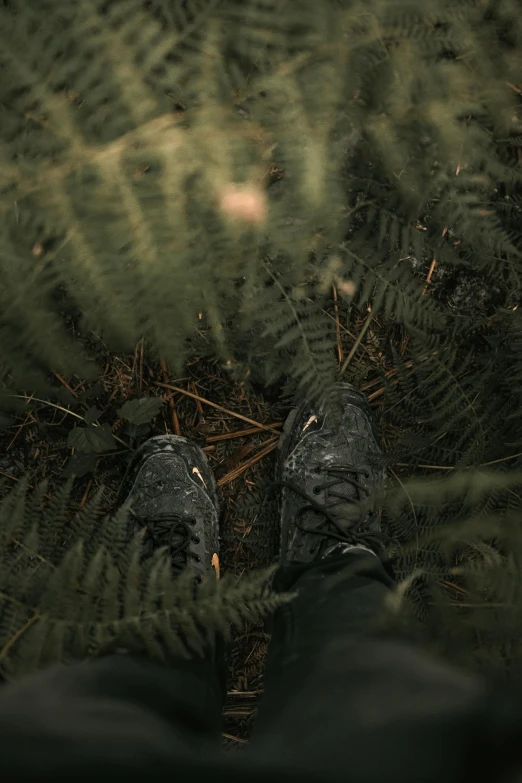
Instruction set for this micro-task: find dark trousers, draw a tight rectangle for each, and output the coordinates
[1,550,522,782]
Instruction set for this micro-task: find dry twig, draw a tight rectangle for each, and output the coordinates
[155,382,281,434]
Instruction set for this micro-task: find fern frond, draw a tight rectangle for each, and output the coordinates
[38,477,76,560]
[0,479,296,679]
[339,242,446,334]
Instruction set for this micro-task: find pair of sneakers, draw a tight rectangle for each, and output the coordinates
[114,383,389,585]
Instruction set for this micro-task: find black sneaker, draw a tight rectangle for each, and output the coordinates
[114,435,220,586]
[276,383,389,566]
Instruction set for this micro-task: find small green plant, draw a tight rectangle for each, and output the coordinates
[65,396,165,477]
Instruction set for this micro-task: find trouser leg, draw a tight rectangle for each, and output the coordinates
[247,549,522,783]
[2,552,522,781]
[0,647,227,777]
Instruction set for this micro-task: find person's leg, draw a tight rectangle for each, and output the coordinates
[0,435,229,777]
[247,549,491,783]
[2,556,522,783]
[245,384,522,783]
[0,648,227,777]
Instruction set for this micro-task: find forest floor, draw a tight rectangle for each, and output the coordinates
[0,297,405,750]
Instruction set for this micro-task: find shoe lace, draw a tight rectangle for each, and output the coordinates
[275,463,393,554]
[128,508,202,577]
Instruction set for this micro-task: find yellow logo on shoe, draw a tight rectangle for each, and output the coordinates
[302,415,318,433]
[192,466,207,488]
[212,552,220,580]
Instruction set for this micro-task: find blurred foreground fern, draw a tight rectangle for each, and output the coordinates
[0,477,295,680]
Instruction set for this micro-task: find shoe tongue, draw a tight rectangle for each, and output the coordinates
[320,463,364,524]
[145,513,190,567]
[169,528,187,551]
[300,485,362,549]
[330,487,361,521]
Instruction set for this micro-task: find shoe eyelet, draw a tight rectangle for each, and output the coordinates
[191,535,200,544]
[312,485,322,495]
[192,553,201,563]
[188,518,196,526]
